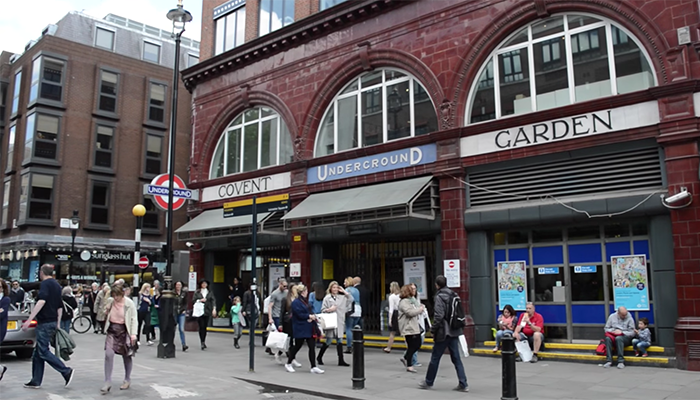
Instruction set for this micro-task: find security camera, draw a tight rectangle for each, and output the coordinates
[185,242,194,248]
[664,189,691,203]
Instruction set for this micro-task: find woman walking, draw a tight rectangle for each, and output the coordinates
[137,283,152,345]
[383,281,401,353]
[318,281,351,367]
[95,283,110,334]
[101,284,138,394]
[193,279,215,350]
[398,284,425,373]
[282,284,298,358]
[0,278,10,381]
[174,281,189,352]
[284,284,324,374]
[61,286,78,333]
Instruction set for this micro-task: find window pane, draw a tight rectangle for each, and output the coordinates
[18,174,29,220]
[361,87,382,147]
[260,119,277,168]
[531,16,564,39]
[211,137,225,178]
[534,37,569,110]
[215,18,225,55]
[499,49,531,116]
[143,42,160,63]
[571,265,604,301]
[534,267,564,302]
[413,81,438,136]
[92,184,108,206]
[31,175,53,201]
[470,59,495,123]
[507,230,528,245]
[572,27,611,102]
[147,135,162,156]
[271,0,283,32]
[532,229,562,243]
[91,208,109,225]
[320,0,348,11]
[6,125,16,171]
[244,108,259,121]
[612,27,653,94]
[386,82,410,141]
[225,12,237,51]
[259,0,271,36]
[95,28,114,50]
[361,71,382,88]
[504,26,528,47]
[604,223,629,239]
[43,60,62,83]
[151,83,165,104]
[337,97,358,151]
[95,150,111,168]
[568,225,600,240]
[99,95,116,112]
[341,78,358,95]
[11,71,21,114]
[2,181,10,226]
[236,9,246,47]
[261,106,275,118]
[568,15,601,29]
[95,125,113,168]
[283,0,294,26]
[101,71,117,94]
[29,58,41,102]
[29,202,52,219]
[24,114,36,161]
[317,107,335,156]
[143,198,159,229]
[279,122,293,165]
[243,124,258,171]
[226,128,241,175]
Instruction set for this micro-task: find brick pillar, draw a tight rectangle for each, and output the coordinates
[189,249,205,286]
[438,174,474,346]
[290,232,311,286]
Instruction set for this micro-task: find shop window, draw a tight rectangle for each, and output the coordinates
[89,181,110,226]
[215,5,245,56]
[11,70,21,115]
[143,41,161,64]
[604,223,629,238]
[95,27,115,51]
[18,173,55,223]
[507,230,528,245]
[320,0,348,11]
[570,264,604,301]
[259,0,294,37]
[1,180,10,229]
[315,68,438,156]
[94,124,114,170]
[209,106,293,178]
[29,56,65,104]
[147,82,166,123]
[466,14,656,124]
[5,125,16,173]
[97,70,119,114]
[493,232,506,246]
[534,267,564,302]
[23,112,60,164]
[631,222,648,236]
[143,198,159,231]
[145,134,163,176]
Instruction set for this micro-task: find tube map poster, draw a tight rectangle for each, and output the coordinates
[497,261,528,311]
[611,255,649,311]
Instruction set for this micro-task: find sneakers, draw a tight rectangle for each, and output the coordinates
[642,353,648,357]
[453,385,470,392]
[24,381,41,389]
[418,381,432,390]
[344,348,352,354]
[147,340,154,346]
[617,363,625,369]
[64,369,75,387]
[292,360,302,368]
[530,354,538,363]
[414,363,422,367]
[310,367,325,374]
[603,362,612,368]
[275,354,284,364]
[284,364,295,373]
[635,351,640,357]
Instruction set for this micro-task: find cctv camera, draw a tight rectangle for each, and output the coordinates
[664,190,691,203]
[185,242,194,248]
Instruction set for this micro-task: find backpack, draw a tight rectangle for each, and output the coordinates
[595,339,607,356]
[448,292,466,330]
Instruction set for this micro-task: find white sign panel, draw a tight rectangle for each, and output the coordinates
[444,259,461,288]
[188,272,197,291]
[403,256,428,300]
[289,263,301,278]
[269,265,286,296]
[202,172,291,203]
[461,101,660,157]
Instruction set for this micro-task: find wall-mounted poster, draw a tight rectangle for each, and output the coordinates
[269,264,286,297]
[403,256,427,300]
[611,255,649,311]
[497,261,528,311]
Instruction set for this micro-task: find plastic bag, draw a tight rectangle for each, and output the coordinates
[458,334,470,358]
[515,340,533,362]
[317,313,338,330]
[266,330,289,351]
[193,302,204,318]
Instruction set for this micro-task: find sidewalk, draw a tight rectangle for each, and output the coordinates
[214,332,700,400]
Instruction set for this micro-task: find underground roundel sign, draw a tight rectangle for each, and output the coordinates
[148,174,188,211]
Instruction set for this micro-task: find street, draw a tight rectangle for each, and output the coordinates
[1,329,700,400]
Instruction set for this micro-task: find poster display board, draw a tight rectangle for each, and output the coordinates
[611,255,649,311]
[403,256,427,300]
[269,264,286,297]
[497,261,528,310]
[444,259,460,287]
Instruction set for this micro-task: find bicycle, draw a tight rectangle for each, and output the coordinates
[70,302,92,334]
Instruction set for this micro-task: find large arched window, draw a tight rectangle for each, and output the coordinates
[315,68,438,156]
[209,106,293,179]
[467,14,656,124]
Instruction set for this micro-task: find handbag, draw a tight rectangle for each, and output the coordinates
[351,303,362,318]
[317,313,338,330]
[345,301,356,318]
[514,340,533,362]
[193,301,205,318]
[266,330,289,351]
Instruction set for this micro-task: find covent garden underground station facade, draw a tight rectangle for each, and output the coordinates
[178,0,700,370]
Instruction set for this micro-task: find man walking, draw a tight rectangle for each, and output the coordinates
[419,275,468,392]
[85,282,99,333]
[21,264,74,389]
[10,280,25,308]
[268,279,288,362]
[344,278,361,354]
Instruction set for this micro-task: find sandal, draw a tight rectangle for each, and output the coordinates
[383,348,391,353]
[406,368,417,373]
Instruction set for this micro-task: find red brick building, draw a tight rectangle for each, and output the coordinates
[0,12,198,286]
[182,0,700,369]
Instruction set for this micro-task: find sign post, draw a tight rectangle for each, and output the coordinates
[249,196,258,372]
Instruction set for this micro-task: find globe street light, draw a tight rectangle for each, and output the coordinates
[132,204,146,301]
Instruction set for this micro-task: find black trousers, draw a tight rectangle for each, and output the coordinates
[287,337,316,368]
[197,316,209,344]
[137,311,151,342]
[404,334,422,367]
[89,309,97,331]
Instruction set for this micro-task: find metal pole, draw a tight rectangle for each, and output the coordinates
[249,196,257,372]
[70,229,76,284]
[501,333,518,400]
[352,325,365,390]
[133,215,142,298]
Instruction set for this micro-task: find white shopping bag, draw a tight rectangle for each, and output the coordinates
[514,340,533,362]
[239,310,247,327]
[317,313,338,330]
[458,335,470,358]
[192,302,204,318]
[351,304,362,318]
[266,322,277,332]
[266,330,289,351]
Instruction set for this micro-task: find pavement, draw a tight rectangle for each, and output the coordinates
[1,329,699,400]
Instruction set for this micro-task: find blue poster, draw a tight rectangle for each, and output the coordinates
[28,260,40,282]
[497,261,528,310]
[8,262,21,281]
[611,255,649,311]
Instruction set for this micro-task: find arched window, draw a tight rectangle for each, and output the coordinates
[209,106,293,179]
[467,14,656,124]
[315,68,438,157]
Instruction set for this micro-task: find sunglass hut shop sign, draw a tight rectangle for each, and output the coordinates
[307,143,437,184]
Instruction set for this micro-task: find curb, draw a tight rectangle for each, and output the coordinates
[235,376,367,400]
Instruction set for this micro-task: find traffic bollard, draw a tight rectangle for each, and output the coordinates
[501,333,518,400]
[352,325,365,390]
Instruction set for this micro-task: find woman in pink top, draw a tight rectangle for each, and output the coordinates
[101,284,139,394]
[493,304,517,351]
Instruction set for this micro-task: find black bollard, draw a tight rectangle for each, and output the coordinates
[501,333,518,400]
[352,325,365,390]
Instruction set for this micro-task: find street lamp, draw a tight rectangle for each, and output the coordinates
[158,0,192,359]
[132,204,146,300]
[68,210,80,284]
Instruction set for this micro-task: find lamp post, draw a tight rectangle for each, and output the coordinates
[158,0,192,359]
[132,204,146,300]
[68,210,80,285]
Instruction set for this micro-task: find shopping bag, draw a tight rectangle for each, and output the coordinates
[266,323,277,332]
[192,302,204,318]
[239,310,247,327]
[351,304,362,318]
[515,340,533,362]
[317,313,338,330]
[266,330,289,351]
[458,334,470,358]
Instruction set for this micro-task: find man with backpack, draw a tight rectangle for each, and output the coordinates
[419,275,468,392]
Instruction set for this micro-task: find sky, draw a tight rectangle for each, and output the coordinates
[1,0,203,54]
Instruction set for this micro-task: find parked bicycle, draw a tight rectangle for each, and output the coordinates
[69,303,92,334]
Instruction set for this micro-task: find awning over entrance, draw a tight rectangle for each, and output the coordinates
[282,176,437,230]
[176,209,284,241]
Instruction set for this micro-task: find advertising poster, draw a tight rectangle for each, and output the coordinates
[269,264,286,296]
[444,259,461,288]
[497,261,528,310]
[611,255,649,311]
[403,256,427,300]
[213,265,225,283]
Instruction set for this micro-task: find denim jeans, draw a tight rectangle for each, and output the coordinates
[495,329,514,349]
[31,322,72,385]
[632,339,651,355]
[605,335,633,363]
[424,335,467,388]
[345,316,360,348]
[177,314,187,346]
[60,319,71,334]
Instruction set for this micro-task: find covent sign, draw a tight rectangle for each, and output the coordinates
[201,172,291,203]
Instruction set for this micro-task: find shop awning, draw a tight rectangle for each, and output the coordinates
[176,209,284,241]
[282,176,437,230]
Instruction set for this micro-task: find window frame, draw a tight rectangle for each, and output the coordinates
[0,80,8,127]
[187,53,199,68]
[28,53,67,108]
[22,109,62,167]
[91,121,116,173]
[465,13,657,125]
[86,178,113,230]
[259,0,295,37]
[95,68,120,117]
[0,178,11,230]
[95,26,116,51]
[145,80,168,127]
[142,40,162,64]
[5,124,17,174]
[215,5,246,56]
[17,168,57,227]
[10,69,22,118]
[143,131,164,178]
[319,0,349,11]
[142,196,161,234]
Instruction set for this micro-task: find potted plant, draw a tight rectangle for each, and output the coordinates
[212,304,229,327]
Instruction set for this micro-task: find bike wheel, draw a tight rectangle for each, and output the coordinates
[72,316,92,334]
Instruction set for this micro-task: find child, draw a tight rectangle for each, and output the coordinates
[230,296,242,349]
[632,317,651,357]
